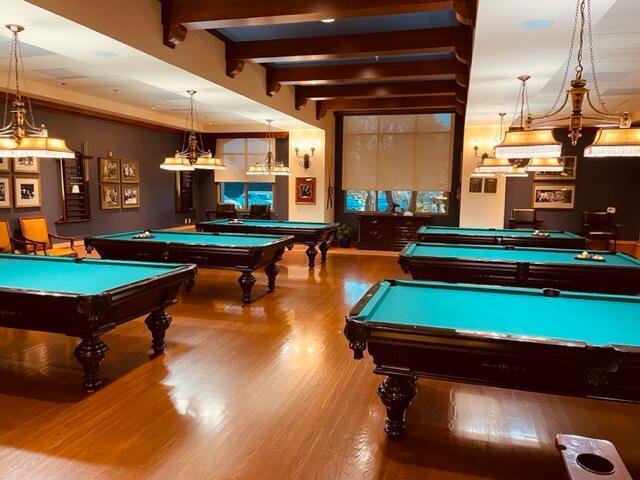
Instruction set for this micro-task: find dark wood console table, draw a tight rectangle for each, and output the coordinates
[358,213,430,251]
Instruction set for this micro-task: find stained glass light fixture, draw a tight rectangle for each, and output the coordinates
[246,120,291,176]
[161,90,225,171]
[0,25,74,158]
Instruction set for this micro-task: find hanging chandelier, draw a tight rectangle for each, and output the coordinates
[497,0,640,158]
[0,25,74,158]
[246,119,291,176]
[160,90,225,171]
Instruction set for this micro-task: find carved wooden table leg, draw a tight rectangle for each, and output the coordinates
[305,243,318,269]
[265,263,279,292]
[377,375,417,438]
[145,308,173,355]
[238,270,257,304]
[74,336,109,392]
[184,275,196,292]
[319,241,329,263]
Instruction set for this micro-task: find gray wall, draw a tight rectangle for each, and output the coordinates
[0,107,190,238]
[504,128,640,240]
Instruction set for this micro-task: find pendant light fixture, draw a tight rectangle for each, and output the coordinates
[160,90,225,171]
[524,157,564,172]
[246,120,291,176]
[494,75,561,159]
[0,25,74,158]
[516,0,640,157]
[473,113,512,175]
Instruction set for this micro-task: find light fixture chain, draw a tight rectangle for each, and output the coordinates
[16,33,37,129]
[543,0,581,116]
[586,0,609,113]
[2,31,15,128]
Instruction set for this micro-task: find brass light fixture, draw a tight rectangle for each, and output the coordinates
[503,0,640,158]
[494,75,562,159]
[161,90,225,171]
[473,113,511,176]
[246,120,291,176]
[0,25,74,158]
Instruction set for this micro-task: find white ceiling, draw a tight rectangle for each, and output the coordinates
[0,0,313,132]
[467,0,640,126]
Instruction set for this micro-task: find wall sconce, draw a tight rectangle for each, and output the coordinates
[294,146,315,170]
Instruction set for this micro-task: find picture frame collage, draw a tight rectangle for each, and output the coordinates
[0,157,41,209]
[99,156,140,210]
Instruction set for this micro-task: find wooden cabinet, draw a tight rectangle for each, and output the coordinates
[358,214,430,251]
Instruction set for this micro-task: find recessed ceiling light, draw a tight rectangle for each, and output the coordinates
[92,50,117,58]
[522,19,553,30]
[321,18,335,23]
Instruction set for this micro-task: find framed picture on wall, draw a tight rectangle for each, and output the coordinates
[14,176,41,208]
[121,159,140,183]
[534,156,577,181]
[0,176,11,208]
[13,157,39,174]
[532,184,576,209]
[122,184,140,208]
[296,177,316,205]
[100,184,121,209]
[0,158,10,173]
[469,177,482,193]
[483,177,498,193]
[99,157,120,183]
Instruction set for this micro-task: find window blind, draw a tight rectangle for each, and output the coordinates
[342,114,454,191]
[214,138,275,183]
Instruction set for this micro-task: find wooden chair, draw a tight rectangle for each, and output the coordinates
[581,211,621,251]
[19,216,77,257]
[0,219,36,254]
[509,208,543,230]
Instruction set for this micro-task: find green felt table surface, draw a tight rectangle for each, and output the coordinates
[356,280,640,348]
[418,226,581,239]
[403,243,640,268]
[201,219,336,229]
[0,254,184,295]
[94,230,288,247]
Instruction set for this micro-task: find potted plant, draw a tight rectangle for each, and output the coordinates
[336,224,353,248]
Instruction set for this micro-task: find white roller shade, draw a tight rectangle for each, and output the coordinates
[214,138,275,183]
[342,113,454,192]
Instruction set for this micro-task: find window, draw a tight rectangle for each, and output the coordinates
[220,182,274,210]
[345,190,375,211]
[345,190,448,214]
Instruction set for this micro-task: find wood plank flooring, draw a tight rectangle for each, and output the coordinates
[0,248,639,479]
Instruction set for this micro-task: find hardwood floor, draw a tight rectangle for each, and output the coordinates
[0,249,639,479]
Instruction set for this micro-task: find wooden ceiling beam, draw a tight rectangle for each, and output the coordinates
[295,80,465,110]
[226,26,471,69]
[316,95,463,119]
[161,0,477,47]
[266,58,467,96]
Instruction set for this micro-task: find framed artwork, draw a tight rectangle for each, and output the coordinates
[532,184,575,209]
[0,176,11,208]
[122,184,140,208]
[0,158,10,173]
[100,184,121,209]
[469,177,482,193]
[99,157,120,183]
[121,159,140,183]
[13,157,39,174]
[295,177,316,205]
[534,156,577,181]
[14,176,41,208]
[483,177,498,193]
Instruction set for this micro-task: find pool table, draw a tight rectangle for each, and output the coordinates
[196,219,339,269]
[345,280,640,438]
[417,226,586,249]
[85,230,293,303]
[0,254,195,391]
[399,243,640,294]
